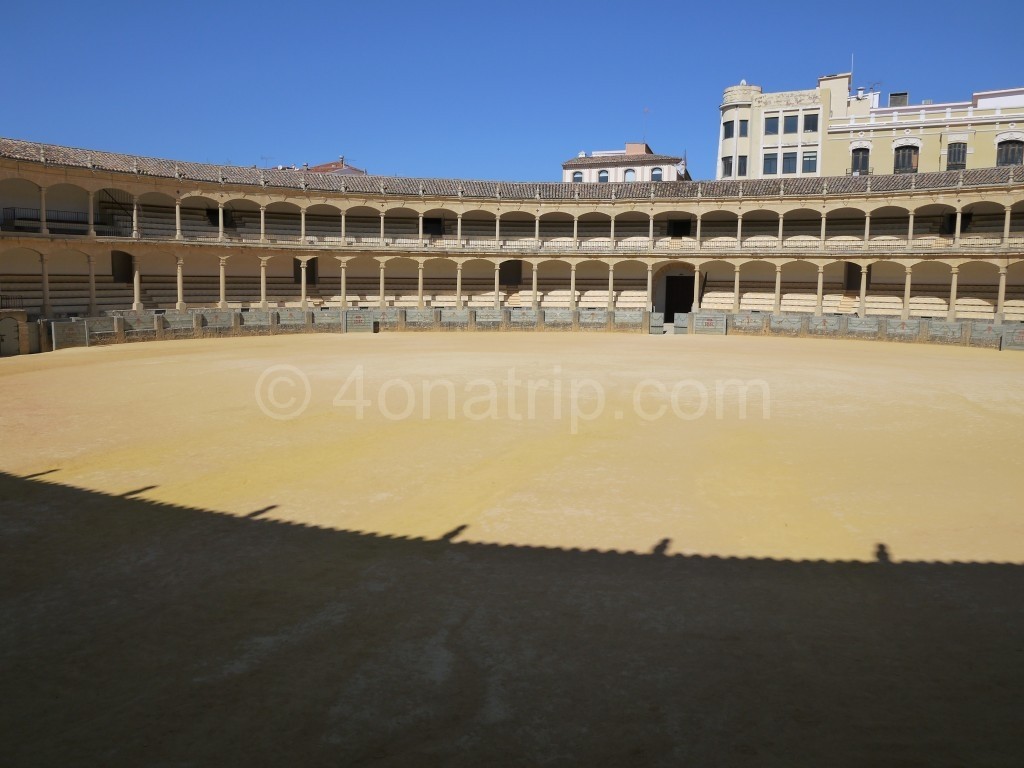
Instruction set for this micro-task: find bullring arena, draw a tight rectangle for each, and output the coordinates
[2,138,1024,766]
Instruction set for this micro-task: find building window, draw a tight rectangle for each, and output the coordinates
[783,115,798,134]
[572,171,583,183]
[851,147,870,175]
[651,167,663,182]
[894,145,919,174]
[739,119,748,137]
[624,169,636,182]
[782,152,797,174]
[996,140,1024,166]
[737,156,747,177]
[723,121,735,139]
[802,152,817,173]
[763,154,778,175]
[946,142,967,171]
[721,157,733,177]
[765,116,779,136]
[803,113,819,132]
[598,169,609,183]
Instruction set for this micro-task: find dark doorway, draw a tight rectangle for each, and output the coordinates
[294,258,318,285]
[499,260,523,286]
[664,275,695,322]
[111,251,132,283]
[0,317,18,357]
[667,219,692,238]
[422,217,444,237]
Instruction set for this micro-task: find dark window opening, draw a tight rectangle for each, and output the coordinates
[803,113,819,132]
[651,167,663,182]
[946,142,967,171]
[764,117,779,135]
[997,140,1024,167]
[499,260,523,285]
[783,115,799,134]
[723,121,735,139]
[894,145,919,174]
[667,219,692,237]
[763,154,778,175]
[422,217,444,236]
[722,157,733,177]
[598,170,609,183]
[851,147,870,175]
[572,171,583,182]
[739,119,748,137]
[782,152,797,174]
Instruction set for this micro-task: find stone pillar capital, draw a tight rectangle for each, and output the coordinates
[950,266,959,274]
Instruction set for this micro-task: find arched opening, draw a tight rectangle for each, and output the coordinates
[1004,260,1024,321]
[500,211,536,250]
[382,207,420,243]
[700,211,740,248]
[653,210,698,245]
[869,205,912,248]
[961,201,1007,246]
[421,208,459,244]
[955,261,1000,319]
[0,179,42,233]
[894,145,919,174]
[344,206,381,243]
[306,203,342,244]
[574,258,611,309]
[741,210,780,247]
[779,260,821,314]
[652,259,697,318]
[698,260,738,311]
[1011,201,1024,239]
[221,198,262,242]
[381,256,418,307]
[651,167,663,182]
[577,212,611,250]
[461,210,497,248]
[736,259,777,311]
[597,170,609,183]
[264,201,302,243]
[43,184,90,235]
[94,187,137,238]
[177,195,220,241]
[906,261,953,318]
[611,212,649,253]
[536,259,572,308]
[781,208,822,249]
[914,203,958,243]
[136,192,178,239]
[538,212,573,250]
[824,207,867,250]
[623,169,636,182]
[612,259,648,310]
[571,171,583,183]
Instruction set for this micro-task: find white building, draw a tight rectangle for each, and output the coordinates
[562,142,689,183]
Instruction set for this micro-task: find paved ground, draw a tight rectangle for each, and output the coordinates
[1,333,1023,766]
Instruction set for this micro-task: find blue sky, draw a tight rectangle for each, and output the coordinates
[7,0,1019,181]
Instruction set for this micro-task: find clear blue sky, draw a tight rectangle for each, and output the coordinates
[7,0,1019,182]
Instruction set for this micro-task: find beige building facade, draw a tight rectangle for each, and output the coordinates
[719,74,1024,180]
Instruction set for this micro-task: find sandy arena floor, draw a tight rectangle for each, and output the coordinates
[2,333,1023,766]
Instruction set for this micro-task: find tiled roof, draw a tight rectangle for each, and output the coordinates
[0,136,1018,203]
[562,153,683,169]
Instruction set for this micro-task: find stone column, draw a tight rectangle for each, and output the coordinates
[1003,207,1012,245]
[259,206,266,243]
[339,261,347,309]
[340,210,346,241]
[648,215,654,250]
[646,263,654,311]
[493,263,500,310]
[378,261,386,309]
[569,264,577,310]
[573,216,579,250]
[457,214,463,246]
[39,187,49,235]
[300,208,306,241]
[607,263,615,312]
[495,215,501,246]
[88,191,96,237]
[814,265,824,317]
[773,265,782,313]
[132,255,143,311]
[258,258,267,310]
[906,212,914,249]
[693,265,701,311]
[896,266,911,320]
[456,264,463,309]
[736,214,743,249]
[379,212,385,243]
[418,213,424,245]
[696,214,703,248]
[776,215,784,249]
[947,266,959,321]
[532,262,539,309]
[858,265,869,317]
[299,260,308,309]
[87,255,97,315]
[954,209,962,245]
[996,267,1007,321]
[417,262,425,308]
[218,257,227,309]
[862,213,871,251]
[819,214,826,248]
[732,263,741,312]
[534,216,540,247]
[609,217,616,250]
[217,203,224,241]
[174,198,182,240]
[40,254,52,315]
[132,198,140,239]
[171,257,183,310]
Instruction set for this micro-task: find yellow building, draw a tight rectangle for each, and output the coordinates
[718,74,1024,180]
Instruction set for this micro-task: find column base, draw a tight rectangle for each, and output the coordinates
[175,302,187,311]
[218,302,228,310]
[132,302,144,311]
[258,302,268,311]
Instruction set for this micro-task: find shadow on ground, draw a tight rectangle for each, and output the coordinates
[1,471,1021,767]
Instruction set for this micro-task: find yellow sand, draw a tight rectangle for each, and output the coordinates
[2,332,1022,563]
